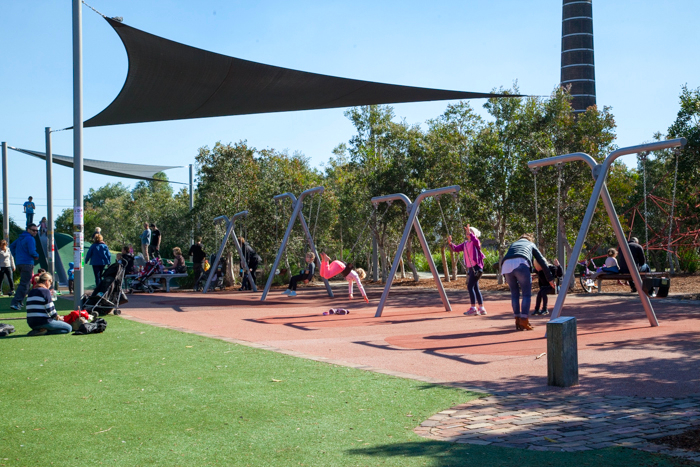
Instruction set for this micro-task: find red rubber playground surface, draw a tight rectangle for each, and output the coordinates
[118,285,700,398]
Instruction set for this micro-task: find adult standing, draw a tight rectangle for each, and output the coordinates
[0,239,16,296]
[618,237,649,293]
[26,272,72,336]
[188,237,207,291]
[149,223,162,259]
[140,222,151,262]
[92,227,102,243]
[238,237,261,291]
[9,224,40,310]
[448,224,486,316]
[501,234,553,331]
[85,234,111,289]
[23,196,36,226]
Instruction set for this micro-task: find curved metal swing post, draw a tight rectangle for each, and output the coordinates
[260,186,333,301]
[203,211,256,293]
[372,185,460,317]
[528,138,686,328]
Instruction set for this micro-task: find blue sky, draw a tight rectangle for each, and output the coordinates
[1,0,698,224]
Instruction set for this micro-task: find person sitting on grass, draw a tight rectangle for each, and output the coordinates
[283,252,315,297]
[26,272,72,336]
[318,252,369,303]
[532,258,563,316]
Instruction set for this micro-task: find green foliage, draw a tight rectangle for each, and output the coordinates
[678,248,699,274]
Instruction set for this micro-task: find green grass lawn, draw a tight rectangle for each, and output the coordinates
[0,297,687,466]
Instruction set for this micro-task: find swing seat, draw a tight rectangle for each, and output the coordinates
[595,272,670,298]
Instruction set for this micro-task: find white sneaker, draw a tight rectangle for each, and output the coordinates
[478,307,487,315]
[464,307,478,316]
[289,291,297,297]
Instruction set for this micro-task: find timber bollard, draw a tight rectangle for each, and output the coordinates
[547,316,579,387]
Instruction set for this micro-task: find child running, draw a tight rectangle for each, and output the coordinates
[283,252,316,297]
[319,252,369,303]
[533,258,563,316]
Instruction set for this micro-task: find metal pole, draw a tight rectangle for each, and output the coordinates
[261,194,301,301]
[45,128,55,286]
[375,201,419,317]
[598,185,657,326]
[203,216,232,294]
[1,142,8,243]
[72,0,84,308]
[412,217,451,312]
[296,204,334,299]
[189,164,194,249]
[372,234,378,282]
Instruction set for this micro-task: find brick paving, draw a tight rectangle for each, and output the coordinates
[416,393,700,462]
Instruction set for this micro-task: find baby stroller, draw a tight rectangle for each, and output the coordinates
[80,261,129,316]
[129,257,163,293]
[201,254,227,291]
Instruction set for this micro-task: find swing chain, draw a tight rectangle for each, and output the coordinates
[555,163,563,261]
[639,152,650,256]
[532,167,539,247]
[667,148,680,271]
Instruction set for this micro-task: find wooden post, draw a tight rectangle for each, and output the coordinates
[441,246,450,282]
[547,316,579,387]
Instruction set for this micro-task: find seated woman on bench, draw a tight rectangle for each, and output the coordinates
[588,248,620,280]
[166,247,188,274]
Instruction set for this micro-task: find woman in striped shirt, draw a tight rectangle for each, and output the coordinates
[26,272,72,336]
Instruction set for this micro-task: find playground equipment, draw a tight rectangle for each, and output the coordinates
[372,185,460,317]
[528,138,687,327]
[261,187,333,301]
[203,211,257,294]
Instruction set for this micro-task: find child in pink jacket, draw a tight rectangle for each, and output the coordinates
[319,252,369,303]
[448,224,486,316]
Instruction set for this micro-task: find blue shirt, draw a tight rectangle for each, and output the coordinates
[23,201,35,214]
[140,228,151,245]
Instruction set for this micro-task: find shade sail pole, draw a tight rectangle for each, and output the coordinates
[189,164,194,247]
[45,128,55,286]
[2,142,8,243]
[73,0,84,307]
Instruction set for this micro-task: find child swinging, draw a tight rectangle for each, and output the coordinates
[319,252,369,303]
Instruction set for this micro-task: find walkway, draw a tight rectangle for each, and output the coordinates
[116,285,700,460]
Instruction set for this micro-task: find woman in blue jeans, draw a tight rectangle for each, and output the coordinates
[501,234,553,331]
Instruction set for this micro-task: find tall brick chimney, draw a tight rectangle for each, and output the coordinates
[561,0,596,113]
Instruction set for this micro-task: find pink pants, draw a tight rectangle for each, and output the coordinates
[346,270,367,299]
[320,260,346,279]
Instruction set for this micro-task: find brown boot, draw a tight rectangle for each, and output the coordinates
[520,317,535,331]
[515,317,524,331]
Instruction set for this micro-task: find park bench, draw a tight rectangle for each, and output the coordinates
[125,273,189,292]
[595,272,670,297]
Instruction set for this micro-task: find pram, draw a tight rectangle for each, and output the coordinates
[129,257,164,294]
[200,254,227,291]
[80,260,129,316]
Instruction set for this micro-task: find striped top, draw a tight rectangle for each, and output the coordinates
[26,287,57,328]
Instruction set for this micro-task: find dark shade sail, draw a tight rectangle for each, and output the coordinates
[9,147,182,183]
[84,17,514,127]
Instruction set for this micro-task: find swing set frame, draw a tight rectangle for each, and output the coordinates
[371,185,460,317]
[202,211,257,293]
[260,186,334,301]
[528,137,686,327]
